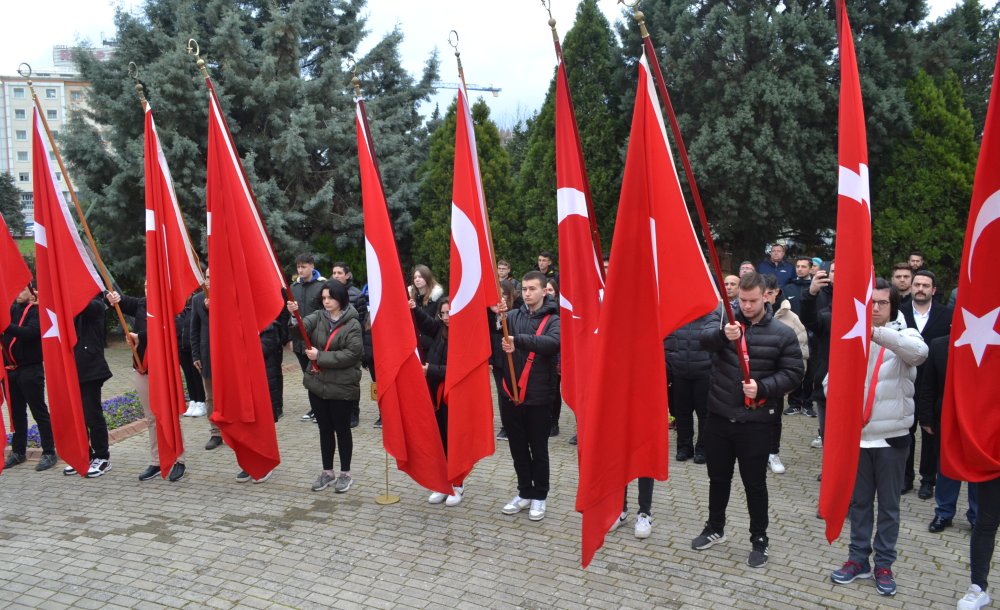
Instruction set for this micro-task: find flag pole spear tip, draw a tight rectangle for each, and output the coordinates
[128,62,148,106]
[186,39,210,80]
[350,59,362,98]
[448,30,465,84]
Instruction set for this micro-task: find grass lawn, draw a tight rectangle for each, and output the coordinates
[16,238,32,256]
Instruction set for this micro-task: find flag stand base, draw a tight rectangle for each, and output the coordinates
[374,450,399,505]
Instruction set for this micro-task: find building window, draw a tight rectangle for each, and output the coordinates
[46,88,57,99]
[18,172,29,182]
[15,130,27,141]
[47,109,58,120]
[14,109,26,120]
[16,151,28,162]
[48,151,55,161]
[71,90,83,102]
[55,172,62,182]
[13,87,25,98]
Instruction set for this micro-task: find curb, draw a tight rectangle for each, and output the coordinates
[5,419,149,464]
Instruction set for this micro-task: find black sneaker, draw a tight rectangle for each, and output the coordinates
[747,535,769,568]
[350,414,360,428]
[138,465,161,481]
[35,454,58,472]
[693,449,707,464]
[549,423,560,437]
[168,462,186,482]
[235,470,251,483]
[4,452,26,469]
[300,411,315,422]
[803,407,817,417]
[691,524,726,550]
[373,417,382,429]
[568,435,577,445]
[496,428,508,441]
[676,447,694,462]
[783,406,801,415]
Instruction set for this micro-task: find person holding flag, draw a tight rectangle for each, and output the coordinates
[827,278,927,597]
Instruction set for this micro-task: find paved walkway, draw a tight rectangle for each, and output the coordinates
[0,343,982,609]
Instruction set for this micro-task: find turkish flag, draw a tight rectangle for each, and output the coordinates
[31,109,105,477]
[555,61,605,419]
[577,53,719,567]
[819,2,875,542]
[1,209,32,472]
[444,87,497,484]
[144,103,204,476]
[356,99,450,494]
[205,84,283,479]
[941,39,1000,484]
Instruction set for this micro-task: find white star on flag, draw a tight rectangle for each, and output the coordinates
[954,306,1000,366]
[841,277,873,355]
[41,308,60,341]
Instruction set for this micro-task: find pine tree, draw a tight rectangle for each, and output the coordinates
[0,172,26,237]
[411,97,514,285]
[60,0,436,293]
[873,70,977,289]
[512,0,626,274]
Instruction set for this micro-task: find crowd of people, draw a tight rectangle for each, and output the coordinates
[1,243,996,609]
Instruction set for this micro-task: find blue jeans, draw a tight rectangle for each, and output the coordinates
[935,457,979,524]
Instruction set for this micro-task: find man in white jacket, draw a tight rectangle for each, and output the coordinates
[827,278,928,597]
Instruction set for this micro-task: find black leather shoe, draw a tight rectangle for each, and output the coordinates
[928,516,953,533]
[168,462,186,482]
[205,436,223,450]
[676,447,694,462]
[918,481,934,500]
[350,414,360,428]
[693,450,707,464]
[138,465,161,481]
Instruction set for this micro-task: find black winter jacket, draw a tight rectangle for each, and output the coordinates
[413,306,447,404]
[176,299,193,351]
[782,276,813,317]
[74,295,113,384]
[800,285,833,390]
[190,292,210,379]
[289,273,326,354]
[115,294,148,367]
[700,304,803,423]
[915,335,948,429]
[496,296,560,406]
[3,301,42,367]
[664,312,714,381]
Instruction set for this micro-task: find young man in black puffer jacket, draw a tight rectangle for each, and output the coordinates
[665,311,716,464]
[691,272,804,569]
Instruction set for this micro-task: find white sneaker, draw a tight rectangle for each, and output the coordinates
[193,402,207,417]
[958,584,991,610]
[811,435,823,449]
[768,454,786,474]
[635,513,652,539]
[528,499,546,521]
[428,491,448,504]
[609,511,628,533]
[183,401,197,417]
[502,495,531,515]
[445,486,464,507]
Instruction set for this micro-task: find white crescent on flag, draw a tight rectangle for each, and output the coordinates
[449,203,481,315]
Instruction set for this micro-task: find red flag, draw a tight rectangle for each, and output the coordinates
[941,39,1000,483]
[1,210,31,473]
[356,100,450,494]
[819,2,875,542]
[443,87,497,484]
[205,85,283,479]
[577,53,719,567]
[31,109,105,477]
[144,103,204,476]
[554,61,604,419]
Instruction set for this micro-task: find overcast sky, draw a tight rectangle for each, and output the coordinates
[0,0,983,128]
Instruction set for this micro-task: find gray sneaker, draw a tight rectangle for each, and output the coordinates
[312,472,336,491]
[333,473,353,493]
[35,454,59,472]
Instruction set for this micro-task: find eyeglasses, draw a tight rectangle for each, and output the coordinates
[871,300,891,308]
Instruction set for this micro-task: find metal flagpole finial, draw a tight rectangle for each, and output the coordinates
[128,62,148,104]
[618,0,649,37]
[17,63,33,88]
[448,30,465,78]
[541,0,558,42]
[350,59,362,99]
[187,38,210,79]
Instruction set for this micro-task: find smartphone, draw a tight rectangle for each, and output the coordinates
[820,261,832,274]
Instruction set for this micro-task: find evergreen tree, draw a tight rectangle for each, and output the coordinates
[0,172,26,237]
[60,0,435,293]
[412,97,514,285]
[513,0,626,273]
[873,70,977,289]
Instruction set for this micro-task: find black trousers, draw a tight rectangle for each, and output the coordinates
[972,475,1000,590]
[8,364,55,455]
[705,414,770,540]
[80,379,109,460]
[671,376,708,453]
[178,346,205,403]
[264,350,283,421]
[622,477,654,515]
[309,393,354,472]
[499,395,551,500]
[550,376,562,428]
[906,423,938,486]
[788,336,817,409]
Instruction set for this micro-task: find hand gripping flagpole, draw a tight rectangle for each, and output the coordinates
[353,69,401,507]
[619,3,752,387]
[18,63,143,372]
[541,1,606,282]
[128,63,208,293]
[186,40,318,370]
[449,32,521,403]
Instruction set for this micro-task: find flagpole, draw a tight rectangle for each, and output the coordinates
[186,40,317,368]
[20,64,143,371]
[542,3,607,281]
[448,32,521,403]
[128,63,208,296]
[621,4,752,385]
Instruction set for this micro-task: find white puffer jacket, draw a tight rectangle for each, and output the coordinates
[824,313,928,443]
